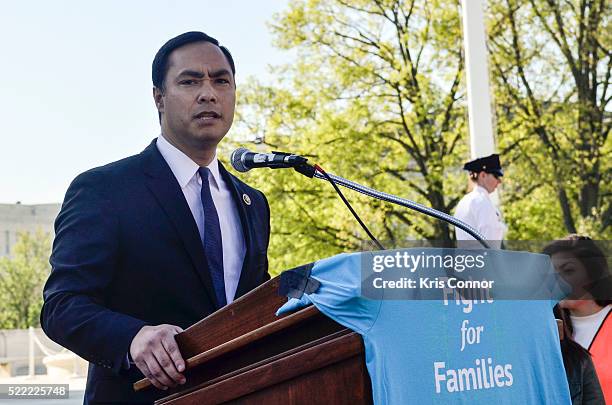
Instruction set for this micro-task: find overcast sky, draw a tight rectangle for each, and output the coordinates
[0,0,292,204]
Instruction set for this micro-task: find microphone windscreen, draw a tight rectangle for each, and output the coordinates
[230,147,250,172]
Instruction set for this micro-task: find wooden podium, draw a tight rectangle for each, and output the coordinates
[134,276,373,404]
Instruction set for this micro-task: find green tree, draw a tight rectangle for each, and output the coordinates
[487,0,611,239]
[0,231,51,329]
[230,0,470,272]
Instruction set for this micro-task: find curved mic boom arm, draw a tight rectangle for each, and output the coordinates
[311,169,491,249]
[229,147,490,249]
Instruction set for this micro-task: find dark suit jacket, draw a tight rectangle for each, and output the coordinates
[41,140,271,404]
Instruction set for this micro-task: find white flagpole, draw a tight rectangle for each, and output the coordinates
[461,0,496,159]
[460,0,501,205]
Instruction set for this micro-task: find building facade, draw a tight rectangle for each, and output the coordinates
[0,203,60,257]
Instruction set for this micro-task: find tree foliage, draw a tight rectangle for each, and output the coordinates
[0,231,51,329]
[226,0,610,273]
[487,0,611,239]
[230,0,470,272]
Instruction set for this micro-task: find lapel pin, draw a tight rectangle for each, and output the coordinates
[242,193,252,205]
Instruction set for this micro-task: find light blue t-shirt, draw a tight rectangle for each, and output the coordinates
[277,250,571,405]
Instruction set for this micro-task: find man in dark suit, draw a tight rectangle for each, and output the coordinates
[40,31,271,403]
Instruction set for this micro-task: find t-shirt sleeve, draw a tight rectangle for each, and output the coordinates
[292,252,383,334]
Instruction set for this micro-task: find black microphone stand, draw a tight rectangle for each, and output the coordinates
[291,162,491,249]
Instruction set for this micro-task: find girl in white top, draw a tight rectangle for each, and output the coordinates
[544,235,611,404]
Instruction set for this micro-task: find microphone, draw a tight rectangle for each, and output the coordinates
[230,148,310,173]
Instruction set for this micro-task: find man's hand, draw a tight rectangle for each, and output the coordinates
[130,324,186,390]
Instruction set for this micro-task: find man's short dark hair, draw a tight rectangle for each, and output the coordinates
[152,31,236,91]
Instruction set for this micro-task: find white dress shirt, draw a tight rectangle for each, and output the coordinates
[454,185,506,249]
[156,135,246,304]
[570,304,612,350]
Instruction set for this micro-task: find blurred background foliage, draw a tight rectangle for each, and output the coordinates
[222,0,610,274]
[0,231,51,328]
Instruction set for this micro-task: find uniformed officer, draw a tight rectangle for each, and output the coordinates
[454,154,506,248]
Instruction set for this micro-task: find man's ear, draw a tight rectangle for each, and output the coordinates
[153,87,164,113]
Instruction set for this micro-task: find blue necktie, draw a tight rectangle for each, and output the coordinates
[198,167,226,307]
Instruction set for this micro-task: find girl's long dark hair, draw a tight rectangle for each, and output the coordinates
[553,304,593,377]
[543,234,611,335]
